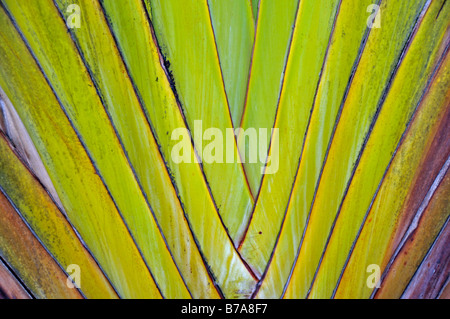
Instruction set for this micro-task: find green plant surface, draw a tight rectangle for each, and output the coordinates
[0,0,448,300]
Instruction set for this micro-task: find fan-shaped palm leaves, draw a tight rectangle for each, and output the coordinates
[0,0,448,299]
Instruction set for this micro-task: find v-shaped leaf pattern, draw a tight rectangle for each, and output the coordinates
[0,0,448,299]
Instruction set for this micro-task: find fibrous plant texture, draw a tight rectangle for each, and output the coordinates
[0,0,448,299]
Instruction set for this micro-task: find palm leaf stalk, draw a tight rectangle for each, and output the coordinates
[0,0,448,299]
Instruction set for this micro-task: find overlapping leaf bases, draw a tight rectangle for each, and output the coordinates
[0,0,448,299]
